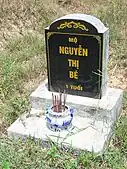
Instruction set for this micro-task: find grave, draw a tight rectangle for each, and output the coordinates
[7,14,123,153]
[45,14,108,98]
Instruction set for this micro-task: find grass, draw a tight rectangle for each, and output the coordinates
[0,124,127,169]
[0,0,127,168]
[0,33,46,127]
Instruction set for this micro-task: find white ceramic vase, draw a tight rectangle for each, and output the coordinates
[46,105,74,132]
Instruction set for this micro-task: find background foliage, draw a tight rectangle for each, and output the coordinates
[0,0,127,168]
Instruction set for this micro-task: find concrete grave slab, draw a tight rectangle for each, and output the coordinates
[7,80,123,153]
[30,80,123,123]
[8,109,111,153]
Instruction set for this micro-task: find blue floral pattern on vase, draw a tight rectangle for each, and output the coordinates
[46,105,75,132]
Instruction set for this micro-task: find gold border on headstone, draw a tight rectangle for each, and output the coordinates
[57,21,89,31]
[94,36,101,44]
[46,32,102,93]
[47,32,55,39]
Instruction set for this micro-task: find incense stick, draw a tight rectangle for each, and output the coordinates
[52,90,67,112]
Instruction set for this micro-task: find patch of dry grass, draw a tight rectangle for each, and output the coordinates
[0,0,127,168]
[0,0,65,49]
[65,0,127,91]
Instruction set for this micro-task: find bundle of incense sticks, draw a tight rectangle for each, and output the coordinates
[52,90,67,112]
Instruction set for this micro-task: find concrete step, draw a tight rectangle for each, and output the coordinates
[30,80,123,123]
[7,80,123,153]
[7,108,112,153]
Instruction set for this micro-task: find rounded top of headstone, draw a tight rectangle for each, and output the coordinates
[48,13,108,33]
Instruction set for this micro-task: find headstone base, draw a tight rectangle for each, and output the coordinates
[7,80,123,153]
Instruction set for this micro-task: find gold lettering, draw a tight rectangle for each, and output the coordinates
[77,60,79,69]
[69,70,78,79]
[73,48,78,55]
[68,59,79,69]
[65,47,69,54]
[59,46,64,54]
[74,37,77,43]
[59,45,88,56]
[68,59,72,67]
[69,47,73,55]
[68,37,78,43]
[65,84,68,89]
[83,48,88,56]
[72,60,77,68]
[78,45,82,56]
[69,38,73,43]
[70,85,83,91]
[69,71,74,78]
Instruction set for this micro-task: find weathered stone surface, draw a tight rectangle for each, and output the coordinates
[7,109,111,153]
[7,80,123,153]
[30,80,123,123]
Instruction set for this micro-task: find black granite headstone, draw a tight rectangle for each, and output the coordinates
[45,14,109,98]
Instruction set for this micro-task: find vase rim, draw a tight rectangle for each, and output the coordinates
[47,104,71,116]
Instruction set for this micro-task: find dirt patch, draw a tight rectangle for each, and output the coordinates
[24,74,46,93]
[108,68,127,90]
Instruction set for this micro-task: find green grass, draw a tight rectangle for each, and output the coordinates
[0,121,127,169]
[0,34,46,126]
[0,34,45,99]
[0,0,127,168]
